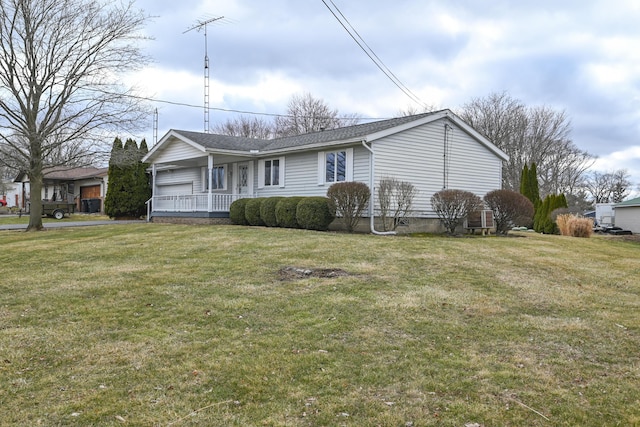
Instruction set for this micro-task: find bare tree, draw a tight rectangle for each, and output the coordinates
[458,92,593,197]
[397,104,439,116]
[274,92,360,137]
[431,189,483,234]
[0,0,149,230]
[610,169,632,203]
[377,177,418,231]
[584,169,632,203]
[212,115,274,139]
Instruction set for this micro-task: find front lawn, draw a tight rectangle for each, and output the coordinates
[0,213,111,225]
[1,224,638,426]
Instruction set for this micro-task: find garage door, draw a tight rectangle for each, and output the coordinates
[80,185,101,199]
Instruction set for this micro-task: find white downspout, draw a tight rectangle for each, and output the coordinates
[361,140,396,236]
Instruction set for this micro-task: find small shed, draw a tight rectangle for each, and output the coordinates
[614,197,640,234]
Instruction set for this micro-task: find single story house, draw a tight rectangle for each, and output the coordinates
[14,166,109,213]
[143,109,508,232]
[614,196,640,233]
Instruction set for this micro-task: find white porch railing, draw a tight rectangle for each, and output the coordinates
[150,193,253,213]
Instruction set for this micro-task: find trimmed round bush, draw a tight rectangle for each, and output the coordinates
[484,189,534,235]
[327,181,370,233]
[275,197,303,228]
[296,197,336,231]
[260,196,284,227]
[245,198,265,226]
[229,198,250,225]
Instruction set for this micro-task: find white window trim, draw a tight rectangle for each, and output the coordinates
[201,164,227,191]
[318,147,353,185]
[258,157,285,189]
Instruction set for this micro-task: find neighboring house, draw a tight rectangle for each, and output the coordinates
[143,109,508,232]
[14,167,109,213]
[614,197,640,233]
[1,174,22,208]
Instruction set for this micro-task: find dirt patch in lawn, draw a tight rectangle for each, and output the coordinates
[279,266,351,281]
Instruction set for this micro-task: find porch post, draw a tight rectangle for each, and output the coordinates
[207,153,214,212]
[151,164,157,199]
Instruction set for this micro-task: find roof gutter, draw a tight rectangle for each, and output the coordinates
[361,140,396,236]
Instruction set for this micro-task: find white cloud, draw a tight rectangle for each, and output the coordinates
[133,0,640,187]
[592,146,640,193]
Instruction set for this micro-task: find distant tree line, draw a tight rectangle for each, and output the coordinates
[457,92,634,208]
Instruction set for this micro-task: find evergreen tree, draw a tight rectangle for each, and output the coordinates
[529,163,541,207]
[520,163,541,228]
[520,164,530,196]
[104,138,151,218]
[542,194,557,234]
[535,193,568,234]
[139,139,149,157]
[104,137,124,218]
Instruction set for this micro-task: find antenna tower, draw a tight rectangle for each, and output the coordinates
[153,108,158,144]
[184,16,224,133]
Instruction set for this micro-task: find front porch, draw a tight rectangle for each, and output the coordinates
[148,193,254,218]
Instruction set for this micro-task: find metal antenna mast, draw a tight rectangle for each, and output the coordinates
[184,16,224,133]
[153,108,158,145]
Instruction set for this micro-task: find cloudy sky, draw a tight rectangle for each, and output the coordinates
[131,0,640,190]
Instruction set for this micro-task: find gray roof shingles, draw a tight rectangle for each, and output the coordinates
[172,111,440,153]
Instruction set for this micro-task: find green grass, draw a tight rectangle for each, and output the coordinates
[1,225,638,426]
[0,213,111,225]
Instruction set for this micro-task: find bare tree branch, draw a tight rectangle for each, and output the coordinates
[274,92,360,137]
[458,92,594,197]
[0,0,151,230]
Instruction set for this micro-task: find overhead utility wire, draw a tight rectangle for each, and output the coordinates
[326,0,426,108]
[320,0,428,109]
[84,88,388,121]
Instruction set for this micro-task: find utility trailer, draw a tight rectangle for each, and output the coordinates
[42,201,75,220]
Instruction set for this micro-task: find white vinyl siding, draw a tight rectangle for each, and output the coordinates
[153,137,204,164]
[156,182,193,196]
[155,168,199,195]
[373,120,502,217]
[614,206,640,233]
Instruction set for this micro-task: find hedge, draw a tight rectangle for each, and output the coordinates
[229,198,250,225]
[245,198,265,226]
[260,197,284,227]
[296,197,336,231]
[275,197,303,229]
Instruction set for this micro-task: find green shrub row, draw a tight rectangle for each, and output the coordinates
[230,196,336,231]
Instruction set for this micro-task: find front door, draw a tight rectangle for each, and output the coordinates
[238,164,249,195]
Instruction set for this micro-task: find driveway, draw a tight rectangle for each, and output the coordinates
[0,220,145,230]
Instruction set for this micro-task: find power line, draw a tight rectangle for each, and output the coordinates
[85,88,389,122]
[320,0,428,109]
